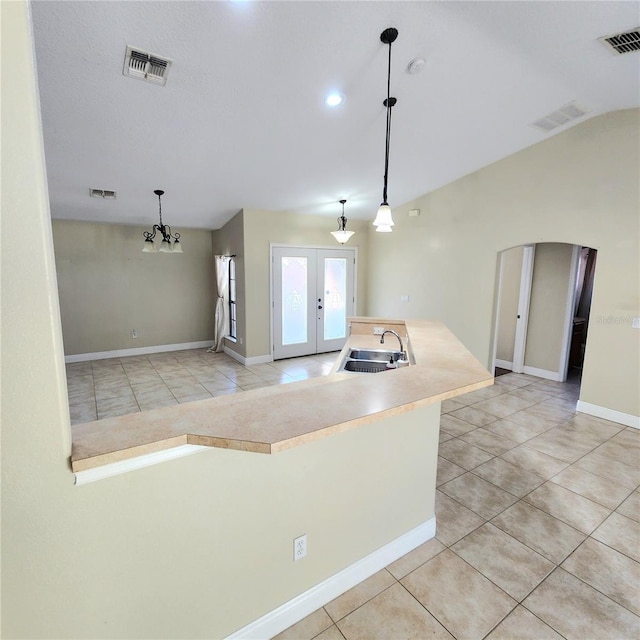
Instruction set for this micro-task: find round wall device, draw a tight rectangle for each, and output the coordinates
[407,58,426,74]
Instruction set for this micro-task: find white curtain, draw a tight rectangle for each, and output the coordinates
[210,255,231,352]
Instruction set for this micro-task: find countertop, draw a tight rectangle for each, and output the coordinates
[70,319,493,472]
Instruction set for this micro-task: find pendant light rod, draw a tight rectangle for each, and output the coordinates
[380,27,398,206]
[155,189,164,227]
[338,198,348,228]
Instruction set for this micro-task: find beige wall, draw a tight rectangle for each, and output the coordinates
[525,243,575,373]
[222,208,370,359]
[53,220,215,355]
[367,109,640,417]
[1,6,438,638]
[496,246,524,362]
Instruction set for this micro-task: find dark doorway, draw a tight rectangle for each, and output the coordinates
[568,247,597,374]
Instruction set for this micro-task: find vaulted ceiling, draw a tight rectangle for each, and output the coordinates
[31,1,640,230]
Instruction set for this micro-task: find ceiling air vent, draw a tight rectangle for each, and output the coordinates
[531,102,590,133]
[599,28,640,55]
[90,189,117,199]
[123,46,172,86]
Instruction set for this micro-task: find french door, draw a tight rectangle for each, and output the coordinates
[272,246,355,360]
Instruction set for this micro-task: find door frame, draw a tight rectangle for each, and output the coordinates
[269,243,358,360]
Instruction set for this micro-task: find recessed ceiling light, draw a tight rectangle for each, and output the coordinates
[325,92,345,107]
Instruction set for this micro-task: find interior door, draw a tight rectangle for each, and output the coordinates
[272,247,355,360]
[316,249,355,353]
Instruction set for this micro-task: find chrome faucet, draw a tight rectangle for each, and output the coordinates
[380,330,407,362]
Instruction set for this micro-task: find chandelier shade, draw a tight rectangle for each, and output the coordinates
[373,203,394,228]
[142,190,182,253]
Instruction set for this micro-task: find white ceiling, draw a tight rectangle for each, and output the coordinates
[31,1,639,230]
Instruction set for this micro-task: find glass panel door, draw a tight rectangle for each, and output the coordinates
[272,247,317,359]
[272,247,355,360]
[281,256,309,346]
[316,249,354,353]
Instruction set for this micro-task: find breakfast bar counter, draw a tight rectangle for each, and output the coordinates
[71,318,493,472]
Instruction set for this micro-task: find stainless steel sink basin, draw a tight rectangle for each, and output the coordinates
[348,348,402,362]
[338,347,411,374]
[343,360,392,373]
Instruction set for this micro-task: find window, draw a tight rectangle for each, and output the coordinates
[229,257,237,340]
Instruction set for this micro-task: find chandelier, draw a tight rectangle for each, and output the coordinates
[142,190,183,253]
[330,199,355,244]
[372,27,398,233]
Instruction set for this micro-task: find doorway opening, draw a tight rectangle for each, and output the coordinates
[568,247,597,378]
[492,243,597,385]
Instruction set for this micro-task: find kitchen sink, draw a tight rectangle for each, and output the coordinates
[348,348,403,362]
[338,347,411,374]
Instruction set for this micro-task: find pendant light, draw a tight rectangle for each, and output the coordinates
[373,27,398,232]
[142,190,183,253]
[330,199,355,244]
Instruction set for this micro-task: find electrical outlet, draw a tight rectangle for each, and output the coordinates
[293,534,307,561]
[131,329,137,339]
[373,326,384,335]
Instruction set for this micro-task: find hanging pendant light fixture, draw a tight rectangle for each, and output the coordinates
[142,190,183,253]
[373,27,398,232]
[330,199,355,244]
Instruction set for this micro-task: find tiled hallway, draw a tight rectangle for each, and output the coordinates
[66,354,639,639]
[274,373,639,640]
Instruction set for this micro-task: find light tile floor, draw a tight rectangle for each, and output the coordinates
[272,372,640,640]
[65,348,338,424]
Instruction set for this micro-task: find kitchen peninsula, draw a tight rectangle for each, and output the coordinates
[68,317,492,638]
[71,318,493,472]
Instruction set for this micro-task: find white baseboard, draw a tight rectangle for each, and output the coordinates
[65,341,213,363]
[495,361,564,382]
[223,346,273,366]
[73,445,209,485]
[522,365,563,382]
[225,517,436,640]
[577,401,640,429]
